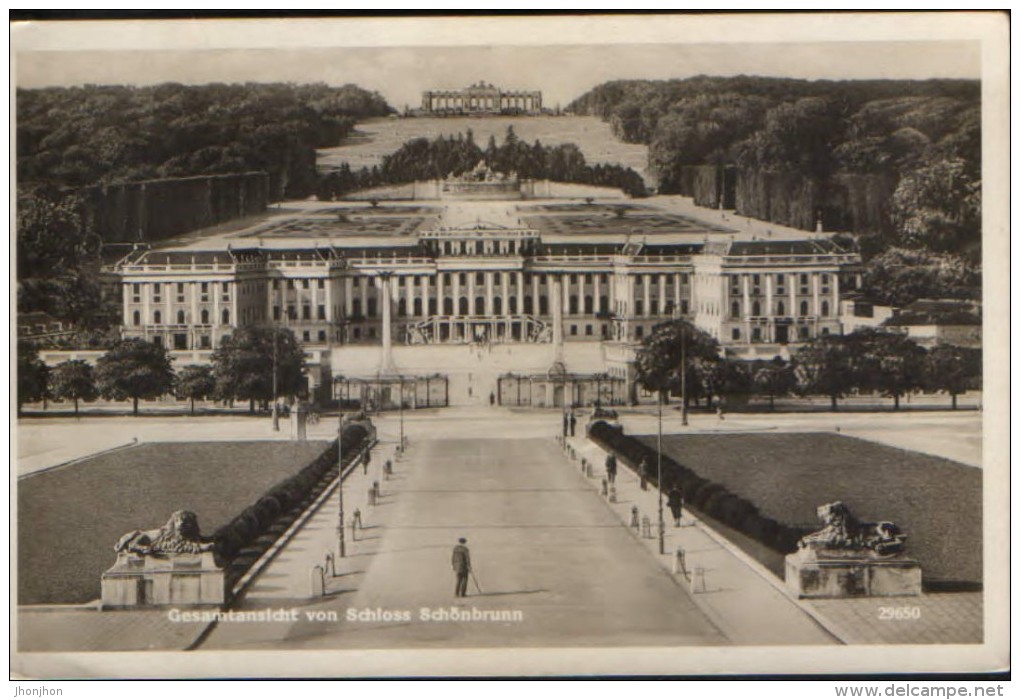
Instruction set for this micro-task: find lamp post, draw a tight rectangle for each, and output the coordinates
[271,326,280,431]
[680,323,689,427]
[398,377,405,452]
[336,412,346,558]
[657,389,665,555]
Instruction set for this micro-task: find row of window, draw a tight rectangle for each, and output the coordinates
[729,326,832,342]
[131,281,230,304]
[731,300,831,318]
[132,309,230,326]
[272,278,326,291]
[729,273,832,296]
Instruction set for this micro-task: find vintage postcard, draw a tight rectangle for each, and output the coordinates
[10,12,1009,679]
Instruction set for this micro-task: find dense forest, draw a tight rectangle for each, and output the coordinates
[17,82,393,199]
[316,126,648,199]
[568,76,982,305]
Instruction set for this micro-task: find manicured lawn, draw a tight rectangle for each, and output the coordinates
[636,432,982,586]
[18,441,331,605]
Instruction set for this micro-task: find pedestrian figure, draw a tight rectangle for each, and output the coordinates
[605,453,618,484]
[569,411,577,437]
[639,457,650,491]
[667,484,684,526]
[489,391,495,406]
[562,412,569,438]
[452,537,472,598]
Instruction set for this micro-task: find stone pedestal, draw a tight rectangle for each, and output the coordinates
[785,548,922,599]
[291,402,308,441]
[101,550,226,608]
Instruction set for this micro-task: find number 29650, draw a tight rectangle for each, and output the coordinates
[878,606,921,620]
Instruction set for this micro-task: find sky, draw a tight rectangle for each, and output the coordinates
[16,39,981,111]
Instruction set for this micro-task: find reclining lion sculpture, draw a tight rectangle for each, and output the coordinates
[114,510,215,556]
[798,501,907,556]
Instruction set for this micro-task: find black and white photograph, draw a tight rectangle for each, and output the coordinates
[9,12,1009,680]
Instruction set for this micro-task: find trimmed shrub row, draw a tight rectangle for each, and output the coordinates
[588,421,808,553]
[213,423,370,563]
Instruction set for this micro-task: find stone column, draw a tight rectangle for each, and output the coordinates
[831,274,839,317]
[594,273,602,314]
[501,273,509,315]
[532,274,540,316]
[344,278,353,316]
[765,274,774,341]
[742,274,751,340]
[468,273,476,316]
[789,276,797,320]
[190,283,199,346]
[642,275,650,318]
[379,273,396,373]
[551,275,564,360]
[812,274,821,317]
[210,283,217,332]
[485,272,494,315]
[516,271,524,313]
[123,284,131,328]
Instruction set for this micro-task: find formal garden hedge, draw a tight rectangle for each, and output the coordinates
[213,422,371,586]
[588,420,809,554]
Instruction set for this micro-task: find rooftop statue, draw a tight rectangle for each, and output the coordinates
[798,501,907,557]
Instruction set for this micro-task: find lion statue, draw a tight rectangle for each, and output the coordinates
[114,510,215,556]
[798,501,906,556]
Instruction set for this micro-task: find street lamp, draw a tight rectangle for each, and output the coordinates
[680,323,689,427]
[657,389,665,555]
[271,327,280,431]
[336,412,346,558]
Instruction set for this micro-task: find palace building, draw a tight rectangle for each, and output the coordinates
[421,81,543,115]
[107,178,861,408]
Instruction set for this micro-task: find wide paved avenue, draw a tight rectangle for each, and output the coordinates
[206,434,726,649]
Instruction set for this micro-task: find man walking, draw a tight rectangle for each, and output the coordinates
[562,412,569,438]
[639,457,650,491]
[569,411,577,437]
[605,453,618,485]
[452,537,472,598]
[667,484,684,526]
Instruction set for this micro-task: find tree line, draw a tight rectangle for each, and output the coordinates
[17,325,309,416]
[316,126,648,200]
[635,320,981,412]
[17,82,392,199]
[568,76,981,307]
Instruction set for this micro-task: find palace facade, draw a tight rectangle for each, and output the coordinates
[107,192,861,406]
[421,82,542,115]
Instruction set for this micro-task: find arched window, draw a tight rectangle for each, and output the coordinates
[539,296,549,315]
[475,296,484,314]
[153,310,162,324]
[444,297,453,315]
[731,301,740,319]
[367,299,377,317]
[352,299,362,317]
[599,295,608,313]
[524,296,533,314]
[398,298,407,317]
[459,297,469,315]
[776,301,785,316]
[413,298,423,316]
[177,310,186,324]
[751,301,761,317]
[821,301,830,317]
[494,296,503,314]
[569,295,578,314]
[584,295,593,314]
[429,298,438,315]
[800,300,809,316]
[132,310,141,326]
[201,309,209,324]
[221,309,230,325]
[509,296,517,314]
[732,328,741,340]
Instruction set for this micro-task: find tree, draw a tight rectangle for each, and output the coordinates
[211,324,306,413]
[177,364,216,416]
[95,338,176,415]
[924,344,982,410]
[851,329,927,410]
[17,340,49,415]
[50,359,97,416]
[752,356,797,411]
[793,335,856,411]
[862,247,978,308]
[890,157,981,256]
[635,320,721,407]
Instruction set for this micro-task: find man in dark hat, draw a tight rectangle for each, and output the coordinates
[667,484,684,527]
[452,537,472,598]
